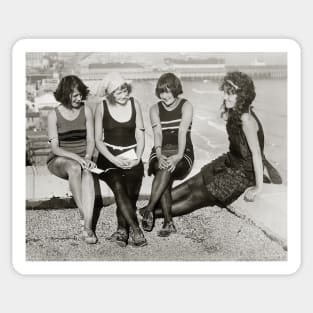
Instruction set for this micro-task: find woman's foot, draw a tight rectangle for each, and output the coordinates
[129,228,148,247]
[82,228,98,244]
[157,221,177,237]
[138,206,146,217]
[142,209,155,232]
[106,228,128,248]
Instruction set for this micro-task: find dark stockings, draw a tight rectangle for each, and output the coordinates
[146,168,173,223]
[154,173,215,218]
[159,182,173,223]
[121,171,142,231]
[101,171,141,232]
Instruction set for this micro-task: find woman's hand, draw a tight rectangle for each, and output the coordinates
[74,156,96,170]
[244,186,262,202]
[74,156,89,170]
[166,154,182,173]
[112,156,131,169]
[127,159,140,168]
[84,159,96,170]
[157,154,169,170]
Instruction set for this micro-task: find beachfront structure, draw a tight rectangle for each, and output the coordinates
[164,57,226,71]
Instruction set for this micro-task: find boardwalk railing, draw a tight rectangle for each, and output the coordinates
[26,135,50,165]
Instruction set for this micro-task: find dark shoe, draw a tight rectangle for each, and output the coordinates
[142,210,155,232]
[157,222,177,237]
[106,229,128,248]
[129,228,148,247]
[82,228,98,244]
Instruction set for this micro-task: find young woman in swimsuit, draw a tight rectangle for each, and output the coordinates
[95,72,147,247]
[47,75,97,244]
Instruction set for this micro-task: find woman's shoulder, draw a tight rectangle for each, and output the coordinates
[48,107,58,119]
[149,102,159,112]
[180,98,193,115]
[131,97,142,109]
[95,100,104,114]
[241,112,258,132]
[241,112,250,122]
[83,104,93,119]
[180,97,190,103]
[84,104,92,114]
[85,95,101,115]
[180,98,192,108]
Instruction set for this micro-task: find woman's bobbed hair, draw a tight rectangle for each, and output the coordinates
[155,73,183,99]
[54,75,89,108]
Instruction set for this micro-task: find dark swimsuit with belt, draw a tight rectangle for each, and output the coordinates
[96,97,144,178]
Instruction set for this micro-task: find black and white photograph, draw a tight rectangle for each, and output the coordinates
[13,39,300,275]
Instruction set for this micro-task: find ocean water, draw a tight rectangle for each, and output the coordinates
[89,78,287,183]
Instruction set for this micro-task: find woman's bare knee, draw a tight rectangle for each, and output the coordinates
[82,170,94,183]
[67,162,82,177]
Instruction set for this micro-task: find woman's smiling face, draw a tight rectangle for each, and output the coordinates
[223,88,237,109]
[159,90,175,106]
[112,86,129,105]
[70,87,82,108]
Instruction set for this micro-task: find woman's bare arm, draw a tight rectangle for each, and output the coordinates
[177,100,193,158]
[84,105,95,160]
[150,104,168,169]
[134,98,145,161]
[242,113,263,200]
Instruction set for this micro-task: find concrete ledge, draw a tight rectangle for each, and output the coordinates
[26,166,287,249]
[26,196,114,210]
[227,184,287,250]
[27,165,115,200]
[26,165,153,208]
[26,165,199,205]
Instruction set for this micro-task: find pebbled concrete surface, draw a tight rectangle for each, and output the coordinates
[26,200,287,262]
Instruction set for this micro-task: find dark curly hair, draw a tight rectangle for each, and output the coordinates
[219,71,256,121]
[155,73,183,99]
[54,75,89,109]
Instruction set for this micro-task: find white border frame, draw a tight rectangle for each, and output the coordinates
[12,39,301,275]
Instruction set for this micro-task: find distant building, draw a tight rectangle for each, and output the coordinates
[34,92,58,110]
[163,57,226,72]
[40,78,59,92]
[226,64,287,79]
[250,58,266,66]
[81,60,145,80]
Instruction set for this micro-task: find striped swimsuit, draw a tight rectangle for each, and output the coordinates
[148,98,194,180]
[47,105,87,163]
